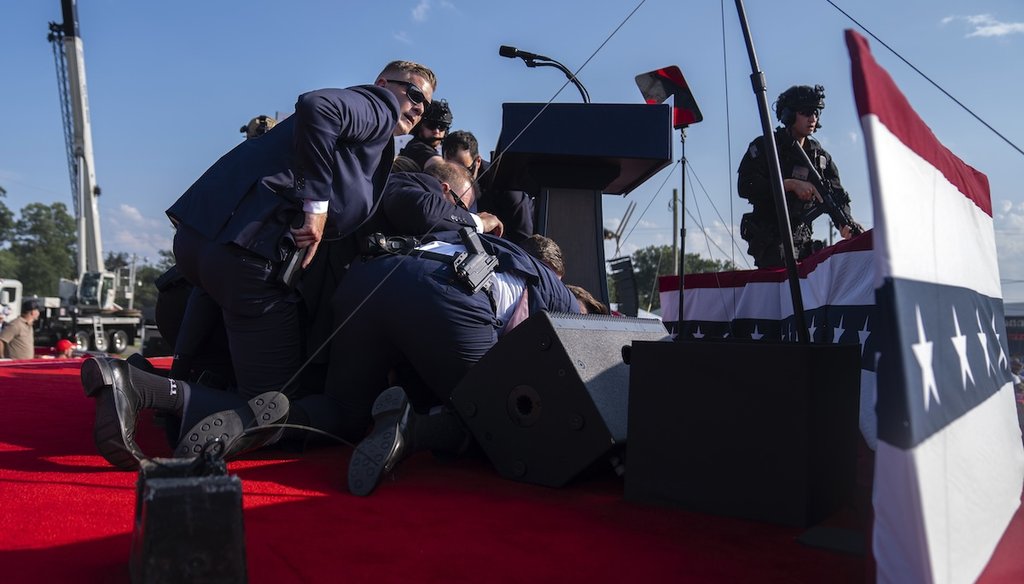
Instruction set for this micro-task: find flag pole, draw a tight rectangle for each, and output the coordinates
[733,0,810,343]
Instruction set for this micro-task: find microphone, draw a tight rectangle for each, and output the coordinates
[499,45,546,61]
[498,45,591,103]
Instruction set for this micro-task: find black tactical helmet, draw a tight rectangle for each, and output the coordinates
[775,85,825,127]
[240,115,277,139]
[422,99,453,128]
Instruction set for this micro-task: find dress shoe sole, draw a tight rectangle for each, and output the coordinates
[348,386,407,497]
[175,391,289,459]
[81,358,144,471]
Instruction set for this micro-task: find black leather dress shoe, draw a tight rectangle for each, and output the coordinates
[81,357,147,470]
[347,386,414,497]
[175,391,289,460]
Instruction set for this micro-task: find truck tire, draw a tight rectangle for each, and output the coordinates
[109,329,129,354]
[74,330,91,352]
[92,332,109,353]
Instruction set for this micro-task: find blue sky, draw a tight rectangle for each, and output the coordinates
[2,1,1023,297]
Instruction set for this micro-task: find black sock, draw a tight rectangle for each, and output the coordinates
[409,408,470,456]
[128,367,188,413]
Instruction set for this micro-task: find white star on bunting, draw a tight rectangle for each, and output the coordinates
[858,316,871,357]
[976,309,995,377]
[992,314,1007,370]
[950,307,974,390]
[833,316,846,344]
[912,305,940,411]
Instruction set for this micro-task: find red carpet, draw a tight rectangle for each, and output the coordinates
[0,359,1018,583]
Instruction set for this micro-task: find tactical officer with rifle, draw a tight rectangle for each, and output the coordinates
[737,84,863,268]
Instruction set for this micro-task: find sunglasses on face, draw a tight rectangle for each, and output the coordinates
[423,120,450,132]
[447,185,469,210]
[799,108,821,118]
[384,79,430,107]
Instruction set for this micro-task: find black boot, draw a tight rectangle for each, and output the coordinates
[347,386,415,497]
[82,357,188,470]
[175,392,290,460]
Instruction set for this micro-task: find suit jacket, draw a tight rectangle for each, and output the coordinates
[475,159,534,244]
[362,171,477,237]
[166,85,399,261]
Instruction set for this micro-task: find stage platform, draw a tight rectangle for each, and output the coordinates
[0,358,1020,583]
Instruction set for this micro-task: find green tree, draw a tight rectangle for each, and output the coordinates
[11,202,76,296]
[0,187,18,277]
[618,244,737,312]
[0,186,16,244]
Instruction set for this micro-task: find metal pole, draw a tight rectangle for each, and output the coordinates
[672,188,679,275]
[733,0,810,343]
[676,130,687,337]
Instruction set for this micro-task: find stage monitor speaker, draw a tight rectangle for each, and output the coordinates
[130,457,247,583]
[624,339,862,527]
[450,311,669,487]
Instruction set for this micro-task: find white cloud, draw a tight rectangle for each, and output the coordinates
[102,204,173,263]
[118,204,145,223]
[942,14,1024,38]
[392,31,412,45]
[848,131,859,144]
[412,0,431,22]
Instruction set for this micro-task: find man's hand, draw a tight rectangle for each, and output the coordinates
[291,211,327,268]
[784,178,822,203]
[839,220,864,240]
[478,212,504,237]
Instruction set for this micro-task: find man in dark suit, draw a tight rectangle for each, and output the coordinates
[80,61,438,470]
[287,229,579,495]
[164,60,436,401]
[365,162,504,239]
[442,130,535,244]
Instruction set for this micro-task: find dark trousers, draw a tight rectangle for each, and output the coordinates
[294,254,499,443]
[173,224,303,400]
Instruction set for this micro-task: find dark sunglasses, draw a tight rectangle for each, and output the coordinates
[448,185,469,210]
[423,120,450,132]
[384,79,429,107]
[799,108,821,118]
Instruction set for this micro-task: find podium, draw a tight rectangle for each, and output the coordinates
[491,103,672,303]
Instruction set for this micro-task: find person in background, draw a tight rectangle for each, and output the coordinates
[240,114,277,139]
[443,130,535,244]
[54,338,75,358]
[737,84,860,268]
[398,99,452,170]
[567,284,609,315]
[0,299,40,360]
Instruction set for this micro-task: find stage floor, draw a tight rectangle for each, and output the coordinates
[0,358,1018,583]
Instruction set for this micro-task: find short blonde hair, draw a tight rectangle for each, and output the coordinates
[379,61,437,91]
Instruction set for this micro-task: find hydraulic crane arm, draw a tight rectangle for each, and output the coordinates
[47,0,104,279]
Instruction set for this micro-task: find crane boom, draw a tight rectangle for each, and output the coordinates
[48,0,104,278]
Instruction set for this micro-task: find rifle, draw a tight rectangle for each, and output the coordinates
[791,143,863,236]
